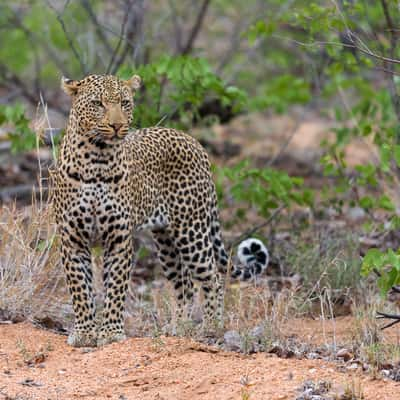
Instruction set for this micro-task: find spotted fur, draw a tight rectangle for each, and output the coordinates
[52,74,269,347]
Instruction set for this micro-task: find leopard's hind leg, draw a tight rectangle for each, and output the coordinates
[153,228,195,333]
[174,227,224,334]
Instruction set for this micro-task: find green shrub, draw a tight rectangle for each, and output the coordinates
[0,103,36,153]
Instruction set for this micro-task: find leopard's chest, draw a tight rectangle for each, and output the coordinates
[58,178,132,246]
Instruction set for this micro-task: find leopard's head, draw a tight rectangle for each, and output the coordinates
[62,74,141,142]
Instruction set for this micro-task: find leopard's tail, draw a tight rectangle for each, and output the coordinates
[210,194,269,281]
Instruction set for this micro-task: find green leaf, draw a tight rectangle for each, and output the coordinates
[378,195,395,212]
[359,196,375,210]
[361,248,384,276]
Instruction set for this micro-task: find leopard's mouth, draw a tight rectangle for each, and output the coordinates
[96,127,129,143]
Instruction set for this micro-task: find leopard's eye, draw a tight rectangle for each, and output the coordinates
[92,100,103,107]
[121,99,131,107]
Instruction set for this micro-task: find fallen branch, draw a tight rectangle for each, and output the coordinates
[0,184,47,202]
[376,311,400,330]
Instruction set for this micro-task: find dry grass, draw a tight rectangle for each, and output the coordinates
[0,202,372,342]
[0,200,69,324]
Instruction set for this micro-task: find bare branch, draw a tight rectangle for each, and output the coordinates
[181,0,211,55]
[108,0,145,75]
[280,36,400,65]
[0,184,45,203]
[376,311,400,330]
[216,18,249,74]
[381,0,395,35]
[266,116,305,167]
[0,64,68,116]
[106,1,133,74]
[379,0,400,141]
[79,0,113,54]
[168,0,183,53]
[47,0,88,75]
[0,64,38,105]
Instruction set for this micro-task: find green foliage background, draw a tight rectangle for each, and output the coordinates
[1,1,400,294]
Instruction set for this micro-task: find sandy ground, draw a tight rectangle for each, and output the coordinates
[1,321,400,400]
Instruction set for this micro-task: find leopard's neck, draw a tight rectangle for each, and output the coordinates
[59,111,128,183]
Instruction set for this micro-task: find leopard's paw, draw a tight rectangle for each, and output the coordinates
[67,330,98,347]
[97,331,126,347]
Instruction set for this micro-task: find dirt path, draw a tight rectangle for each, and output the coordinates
[1,322,399,400]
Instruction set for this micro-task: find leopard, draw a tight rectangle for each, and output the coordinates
[52,73,269,347]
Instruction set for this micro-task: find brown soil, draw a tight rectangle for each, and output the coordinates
[1,321,400,400]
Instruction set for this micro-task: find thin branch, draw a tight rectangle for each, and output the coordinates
[228,206,284,250]
[266,117,304,167]
[278,36,400,65]
[47,0,88,75]
[216,17,249,74]
[106,1,132,74]
[0,184,45,202]
[108,0,145,75]
[224,36,266,85]
[168,0,183,53]
[79,0,113,54]
[374,65,400,76]
[376,311,400,330]
[181,0,211,55]
[0,64,38,105]
[380,0,400,142]
[0,64,68,116]
[381,0,395,34]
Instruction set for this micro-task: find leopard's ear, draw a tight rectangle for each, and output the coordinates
[125,74,141,92]
[61,77,80,96]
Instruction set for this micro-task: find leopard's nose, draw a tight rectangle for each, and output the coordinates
[110,123,122,132]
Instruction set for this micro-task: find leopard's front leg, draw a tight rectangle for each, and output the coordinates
[60,229,97,347]
[97,228,133,346]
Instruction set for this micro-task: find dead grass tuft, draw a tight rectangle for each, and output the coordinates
[0,201,69,325]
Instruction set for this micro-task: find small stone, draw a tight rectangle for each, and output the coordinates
[223,330,242,352]
[80,347,95,354]
[326,206,339,218]
[347,363,359,370]
[336,348,353,362]
[347,206,366,221]
[250,325,264,339]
